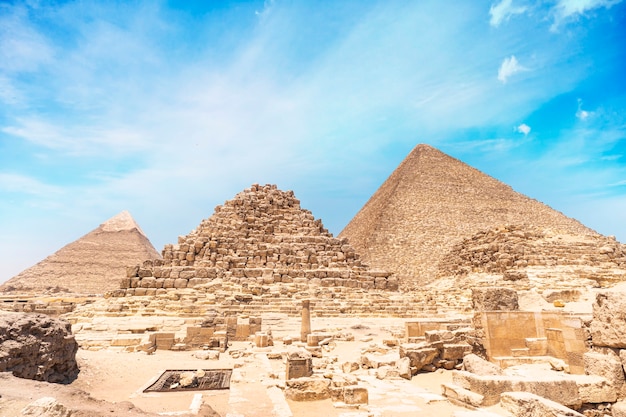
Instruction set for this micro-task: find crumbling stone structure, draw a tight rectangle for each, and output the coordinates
[116,184,396,296]
[0,312,79,383]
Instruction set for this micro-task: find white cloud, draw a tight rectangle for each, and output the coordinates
[552,0,623,28]
[489,0,528,27]
[516,123,531,135]
[576,98,592,120]
[498,55,527,83]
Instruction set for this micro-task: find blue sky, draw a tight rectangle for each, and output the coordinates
[1,0,625,283]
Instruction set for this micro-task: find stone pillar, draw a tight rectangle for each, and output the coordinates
[301,300,311,343]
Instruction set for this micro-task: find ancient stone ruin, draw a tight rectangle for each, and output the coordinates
[5,144,626,417]
[0,312,79,384]
[116,184,396,296]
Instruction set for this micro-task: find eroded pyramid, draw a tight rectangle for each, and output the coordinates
[339,144,599,289]
[119,184,396,295]
[0,211,161,295]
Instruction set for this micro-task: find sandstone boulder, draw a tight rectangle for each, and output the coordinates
[500,391,584,417]
[284,377,330,401]
[463,353,504,376]
[472,287,519,311]
[591,291,626,348]
[0,313,79,383]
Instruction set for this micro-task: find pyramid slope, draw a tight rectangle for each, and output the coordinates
[0,211,161,295]
[339,144,598,289]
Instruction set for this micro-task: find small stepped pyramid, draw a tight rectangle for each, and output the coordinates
[115,184,397,297]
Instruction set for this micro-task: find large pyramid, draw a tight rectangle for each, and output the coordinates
[118,184,396,296]
[0,211,161,295]
[339,144,599,289]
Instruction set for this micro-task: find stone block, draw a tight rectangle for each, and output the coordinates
[591,291,626,348]
[583,351,625,394]
[442,383,485,407]
[343,386,368,404]
[284,377,330,401]
[500,391,584,417]
[451,370,581,408]
[442,343,472,360]
[399,344,438,371]
[472,287,518,311]
[286,358,313,380]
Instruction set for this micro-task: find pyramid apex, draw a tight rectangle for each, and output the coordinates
[101,211,142,233]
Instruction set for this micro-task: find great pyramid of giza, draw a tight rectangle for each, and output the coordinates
[118,183,396,296]
[339,144,599,289]
[0,211,161,295]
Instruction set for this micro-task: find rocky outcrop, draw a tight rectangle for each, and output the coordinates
[591,291,626,348]
[472,287,519,311]
[0,312,79,383]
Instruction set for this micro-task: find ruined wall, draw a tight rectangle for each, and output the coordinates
[477,311,587,374]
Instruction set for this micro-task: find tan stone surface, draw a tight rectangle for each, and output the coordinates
[0,211,160,295]
[339,144,610,289]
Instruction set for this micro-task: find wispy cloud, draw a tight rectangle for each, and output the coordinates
[497,55,527,83]
[576,98,592,120]
[0,173,63,197]
[516,123,531,135]
[552,0,624,29]
[489,0,528,27]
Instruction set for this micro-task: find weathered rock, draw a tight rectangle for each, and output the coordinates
[472,287,519,311]
[583,351,625,396]
[591,291,626,348]
[360,352,397,369]
[462,353,504,376]
[500,391,584,417]
[284,377,331,401]
[613,400,626,417]
[341,361,360,373]
[21,397,73,417]
[399,344,438,372]
[0,313,79,383]
[397,357,411,380]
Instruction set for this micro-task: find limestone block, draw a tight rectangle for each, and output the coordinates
[500,391,584,417]
[360,352,397,369]
[343,386,368,404]
[397,357,411,380]
[22,397,73,417]
[442,343,472,360]
[613,401,626,417]
[583,351,625,394]
[174,278,188,289]
[399,344,438,371]
[342,361,360,373]
[591,291,626,348]
[451,371,581,408]
[462,353,504,376]
[471,287,519,311]
[375,366,401,380]
[284,377,330,401]
[140,277,157,288]
[441,383,485,408]
[573,374,616,404]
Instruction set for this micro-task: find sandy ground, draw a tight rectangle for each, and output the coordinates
[0,316,512,417]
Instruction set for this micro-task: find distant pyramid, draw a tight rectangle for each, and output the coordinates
[339,144,598,289]
[0,211,161,295]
